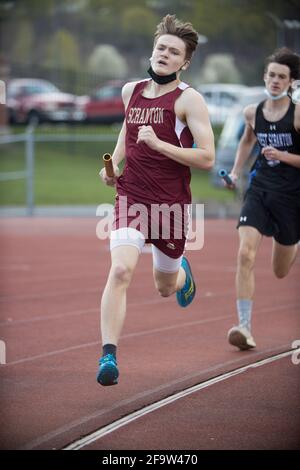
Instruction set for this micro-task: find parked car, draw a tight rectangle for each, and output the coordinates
[198,83,248,125]
[84,80,126,124]
[7,78,85,125]
[211,86,266,189]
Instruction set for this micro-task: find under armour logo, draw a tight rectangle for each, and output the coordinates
[240,216,247,223]
[269,124,276,131]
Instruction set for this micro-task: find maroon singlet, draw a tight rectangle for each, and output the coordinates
[114,79,194,258]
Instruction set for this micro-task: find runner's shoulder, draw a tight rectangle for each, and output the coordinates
[294,101,300,132]
[243,103,258,124]
[182,86,205,103]
[179,86,208,113]
[122,79,147,103]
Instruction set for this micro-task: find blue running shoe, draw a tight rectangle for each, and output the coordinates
[176,257,196,308]
[97,353,119,386]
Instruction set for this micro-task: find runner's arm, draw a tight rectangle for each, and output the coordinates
[109,82,138,168]
[99,82,137,185]
[108,81,142,168]
[230,105,258,181]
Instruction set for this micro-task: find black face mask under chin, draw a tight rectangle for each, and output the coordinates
[147,66,177,85]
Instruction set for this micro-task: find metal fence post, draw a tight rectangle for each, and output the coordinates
[25,125,35,216]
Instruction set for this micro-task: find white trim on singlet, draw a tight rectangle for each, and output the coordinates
[175,117,186,146]
[178,82,190,91]
[175,82,190,145]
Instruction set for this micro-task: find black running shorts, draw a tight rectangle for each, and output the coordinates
[237,186,300,245]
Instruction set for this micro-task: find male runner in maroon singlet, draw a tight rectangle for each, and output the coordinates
[97,14,215,386]
[224,48,300,351]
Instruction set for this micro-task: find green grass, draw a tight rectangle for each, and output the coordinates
[191,169,234,203]
[0,125,234,206]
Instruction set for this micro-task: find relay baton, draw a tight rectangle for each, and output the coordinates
[103,153,115,177]
[218,169,233,185]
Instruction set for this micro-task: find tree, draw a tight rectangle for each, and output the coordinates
[44,29,81,70]
[199,54,242,84]
[122,6,158,38]
[87,44,128,80]
[11,20,35,65]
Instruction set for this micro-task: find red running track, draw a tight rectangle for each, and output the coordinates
[0,218,299,450]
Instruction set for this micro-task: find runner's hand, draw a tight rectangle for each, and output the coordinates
[224,170,238,189]
[136,125,161,151]
[99,165,120,186]
[262,146,281,161]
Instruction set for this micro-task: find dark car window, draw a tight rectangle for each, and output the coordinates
[202,91,212,101]
[23,83,59,95]
[219,91,239,106]
[8,82,59,98]
[94,86,122,100]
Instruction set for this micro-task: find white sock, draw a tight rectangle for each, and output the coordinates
[237,299,253,331]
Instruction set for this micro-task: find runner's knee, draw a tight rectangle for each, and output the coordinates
[272,243,297,279]
[273,264,289,279]
[110,263,133,286]
[238,244,256,269]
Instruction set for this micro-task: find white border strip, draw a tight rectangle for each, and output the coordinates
[64,349,294,450]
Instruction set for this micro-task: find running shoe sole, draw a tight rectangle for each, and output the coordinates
[97,363,119,386]
[228,328,256,351]
[176,257,196,308]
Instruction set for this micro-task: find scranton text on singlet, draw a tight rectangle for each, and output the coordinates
[127,107,164,125]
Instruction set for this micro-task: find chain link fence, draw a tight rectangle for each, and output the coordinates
[0,124,118,216]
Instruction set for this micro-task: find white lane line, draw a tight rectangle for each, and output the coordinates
[0,264,31,271]
[3,313,232,366]
[0,308,98,327]
[0,287,296,326]
[64,350,294,450]
[0,287,100,302]
[2,301,298,366]
[20,344,293,450]
[1,261,288,287]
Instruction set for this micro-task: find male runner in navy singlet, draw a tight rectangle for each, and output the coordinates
[97,15,215,385]
[225,48,300,350]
